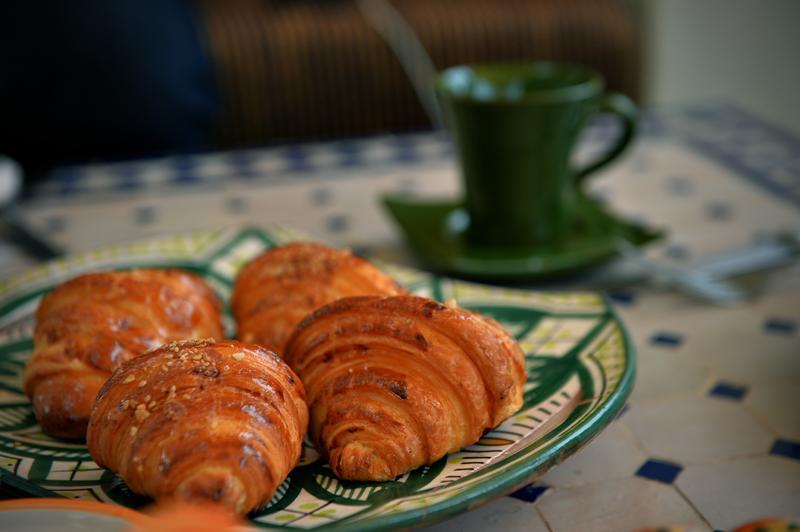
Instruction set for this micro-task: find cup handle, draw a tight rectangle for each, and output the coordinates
[575,92,638,183]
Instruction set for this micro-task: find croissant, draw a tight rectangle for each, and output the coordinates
[283,295,527,481]
[87,339,308,515]
[232,242,405,355]
[24,270,224,439]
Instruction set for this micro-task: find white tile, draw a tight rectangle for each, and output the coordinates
[630,346,710,402]
[193,157,236,180]
[250,153,287,175]
[623,395,773,464]
[676,456,800,531]
[745,382,800,439]
[537,477,709,531]
[421,496,549,532]
[306,147,344,169]
[540,423,647,487]
[138,163,176,185]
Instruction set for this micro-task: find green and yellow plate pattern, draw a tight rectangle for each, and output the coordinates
[0,227,634,530]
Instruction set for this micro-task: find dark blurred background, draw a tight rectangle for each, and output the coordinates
[1,0,797,176]
[0,0,640,175]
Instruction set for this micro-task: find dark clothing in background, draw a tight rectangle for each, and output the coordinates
[0,0,218,175]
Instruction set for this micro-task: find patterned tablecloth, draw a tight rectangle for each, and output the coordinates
[4,102,800,531]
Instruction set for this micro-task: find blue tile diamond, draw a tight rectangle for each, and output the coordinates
[325,214,350,233]
[44,216,67,234]
[333,141,363,167]
[170,157,198,184]
[706,201,733,220]
[664,244,690,260]
[607,291,637,306]
[226,151,257,177]
[509,483,548,503]
[650,332,684,348]
[134,206,157,225]
[284,146,313,173]
[708,381,748,400]
[770,439,800,461]
[392,138,420,163]
[310,187,333,206]
[764,318,796,335]
[351,246,372,259]
[635,459,683,484]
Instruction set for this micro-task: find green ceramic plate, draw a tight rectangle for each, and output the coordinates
[384,194,663,282]
[0,227,634,530]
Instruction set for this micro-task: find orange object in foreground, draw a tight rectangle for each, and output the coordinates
[139,500,246,532]
[87,339,308,515]
[284,295,527,481]
[23,269,224,440]
[232,242,405,356]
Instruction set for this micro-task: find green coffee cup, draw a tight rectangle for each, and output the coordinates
[436,62,637,248]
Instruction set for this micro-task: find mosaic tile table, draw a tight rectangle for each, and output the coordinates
[4,102,800,531]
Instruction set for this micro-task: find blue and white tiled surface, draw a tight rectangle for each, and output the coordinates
[7,102,800,530]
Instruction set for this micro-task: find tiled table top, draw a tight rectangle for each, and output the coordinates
[5,102,800,531]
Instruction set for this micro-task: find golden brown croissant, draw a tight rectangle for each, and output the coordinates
[24,270,224,439]
[283,295,527,481]
[231,242,405,355]
[87,339,308,515]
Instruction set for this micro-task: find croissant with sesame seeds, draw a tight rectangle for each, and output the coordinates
[23,269,224,440]
[231,242,406,356]
[87,339,308,516]
[283,295,527,481]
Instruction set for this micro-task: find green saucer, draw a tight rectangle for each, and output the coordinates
[383,194,664,282]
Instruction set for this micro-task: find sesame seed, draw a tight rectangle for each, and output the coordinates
[135,405,150,422]
[122,375,135,384]
[130,426,138,436]
[232,352,245,360]
[143,395,151,402]
[138,380,147,388]
[166,361,174,367]
[148,400,156,409]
